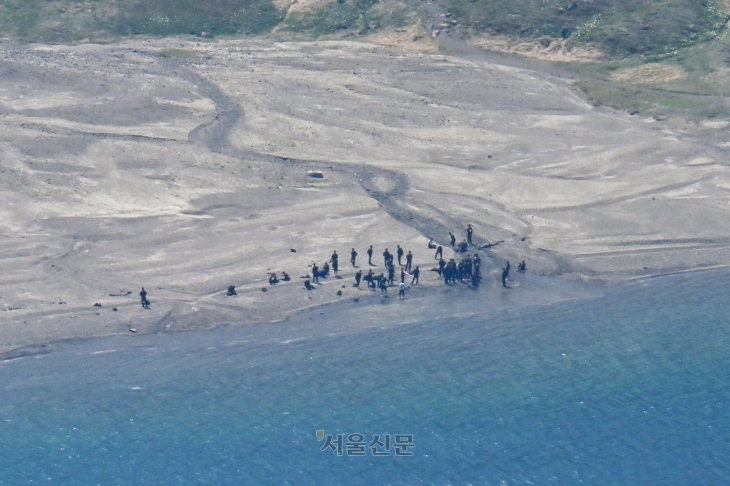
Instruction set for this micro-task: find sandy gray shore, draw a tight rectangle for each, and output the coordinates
[1,37,730,354]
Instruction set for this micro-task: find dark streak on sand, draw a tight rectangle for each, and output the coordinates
[153,52,566,276]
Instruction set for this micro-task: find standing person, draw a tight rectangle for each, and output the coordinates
[388,264,395,285]
[435,245,443,260]
[438,257,446,276]
[501,267,508,288]
[466,224,473,245]
[398,281,406,299]
[355,269,362,287]
[383,248,391,267]
[330,251,339,275]
[351,248,358,266]
[411,266,420,285]
[448,259,457,284]
[140,287,148,308]
[312,263,319,284]
[379,275,388,295]
[449,232,456,246]
[405,251,413,272]
[367,245,373,265]
[397,245,404,266]
[505,260,510,277]
[400,267,406,283]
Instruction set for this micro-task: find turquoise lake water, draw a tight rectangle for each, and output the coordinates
[1,270,729,484]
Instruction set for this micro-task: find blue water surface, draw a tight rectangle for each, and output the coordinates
[1,270,729,485]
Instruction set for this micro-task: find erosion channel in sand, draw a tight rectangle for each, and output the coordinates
[2,38,730,355]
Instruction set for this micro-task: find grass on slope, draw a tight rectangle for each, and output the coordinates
[0,0,284,42]
[445,0,728,57]
[569,28,730,121]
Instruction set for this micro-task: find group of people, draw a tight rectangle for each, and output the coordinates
[439,253,482,286]
[268,272,291,285]
[310,251,341,284]
[353,264,421,291]
[137,225,526,308]
[500,260,526,288]
[300,224,523,296]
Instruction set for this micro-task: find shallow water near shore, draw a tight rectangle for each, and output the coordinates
[1,270,729,484]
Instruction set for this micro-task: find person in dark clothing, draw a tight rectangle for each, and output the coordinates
[448,259,457,284]
[449,232,456,246]
[444,261,453,284]
[411,266,420,285]
[140,288,149,308]
[458,241,468,253]
[388,264,395,285]
[312,263,319,283]
[462,257,472,279]
[438,257,446,276]
[366,269,375,289]
[505,260,510,277]
[501,267,509,288]
[282,272,291,281]
[227,285,237,296]
[383,248,391,267]
[518,260,526,272]
[355,269,362,287]
[435,245,443,260]
[351,248,358,266]
[379,276,388,294]
[367,245,373,265]
[269,273,279,285]
[405,251,413,272]
[466,224,473,245]
[400,267,406,283]
[397,245,404,266]
[330,251,339,275]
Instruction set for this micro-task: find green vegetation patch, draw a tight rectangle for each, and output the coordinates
[283,0,381,36]
[445,0,729,57]
[0,0,285,42]
[110,0,284,36]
